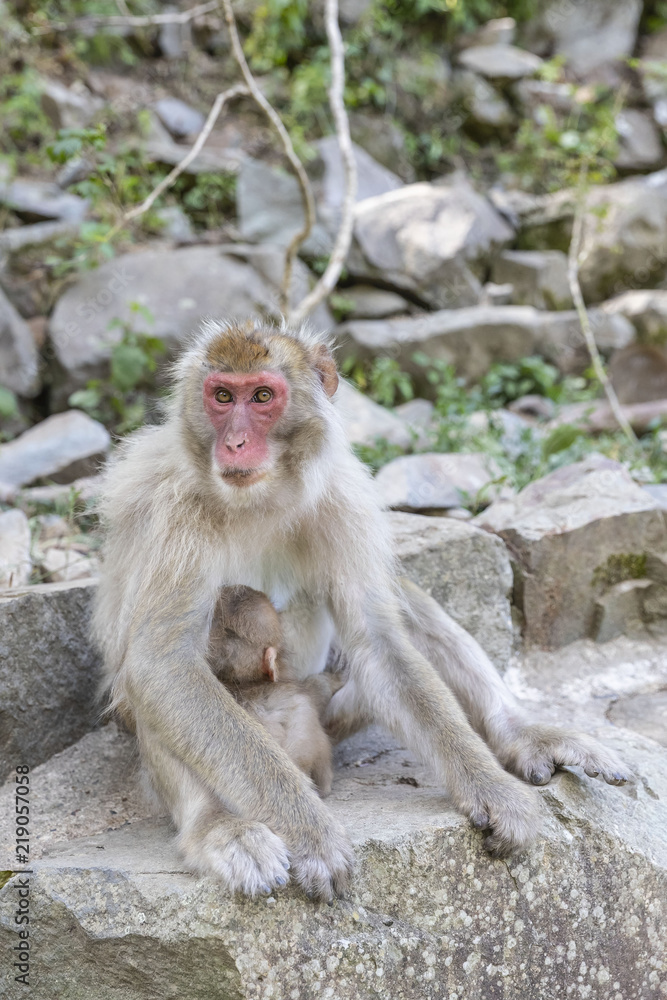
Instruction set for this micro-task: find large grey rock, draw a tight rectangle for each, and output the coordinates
[0,411,110,490]
[48,246,302,402]
[0,509,31,588]
[615,109,664,171]
[0,580,100,781]
[237,141,402,252]
[573,171,667,302]
[334,380,412,449]
[455,70,515,132]
[338,305,633,390]
[376,453,508,513]
[0,723,145,863]
[533,0,642,77]
[153,97,205,138]
[476,456,667,648]
[462,16,516,48]
[608,344,667,405]
[2,629,665,999]
[0,178,88,222]
[458,43,542,80]
[391,511,513,667]
[40,77,103,130]
[350,177,513,310]
[601,289,667,343]
[0,219,78,256]
[0,286,40,397]
[143,111,244,175]
[315,135,403,232]
[337,284,411,319]
[492,249,572,310]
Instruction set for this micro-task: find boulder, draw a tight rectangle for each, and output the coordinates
[528,0,642,77]
[334,380,412,449]
[350,177,513,310]
[392,511,515,669]
[492,249,572,310]
[376,453,508,513]
[0,411,110,491]
[571,171,667,302]
[0,509,31,588]
[315,135,403,232]
[39,77,103,130]
[0,178,88,223]
[40,546,99,584]
[615,109,664,172]
[337,305,633,390]
[0,580,100,781]
[0,286,40,398]
[476,456,667,648]
[349,112,416,183]
[608,345,667,405]
[237,141,402,252]
[153,96,205,138]
[2,629,666,999]
[547,397,667,435]
[0,219,78,257]
[457,44,542,80]
[336,285,411,320]
[461,16,516,48]
[601,289,667,343]
[455,70,515,133]
[143,112,245,175]
[48,246,306,403]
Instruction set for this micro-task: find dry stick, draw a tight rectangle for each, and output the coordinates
[219,0,316,314]
[103,83,247,244]
[567,169,637,444]
[289,0,358,327]
[35,0,221,33]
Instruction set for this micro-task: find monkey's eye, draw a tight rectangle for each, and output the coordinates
[252,388,273,403]
[214,388,233,404]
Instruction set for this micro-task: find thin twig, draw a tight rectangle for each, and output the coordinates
[567,164,637,444]
[289,0,357,326]
[33,0,220,34]
[219,0,316,313]
[106,83,247,241]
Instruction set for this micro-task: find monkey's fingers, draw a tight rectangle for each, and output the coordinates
[498,724,632,789]
[196,820,291,897]
[465,776,541,859]
[290,824,354,902]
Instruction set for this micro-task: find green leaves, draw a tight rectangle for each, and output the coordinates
[542,423,582,459]
[0,386,18,419]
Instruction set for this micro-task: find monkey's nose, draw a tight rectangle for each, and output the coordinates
[225,433,247,451]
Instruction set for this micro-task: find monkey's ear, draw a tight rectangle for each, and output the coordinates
[262,647,278,683]
[311,344,338,398]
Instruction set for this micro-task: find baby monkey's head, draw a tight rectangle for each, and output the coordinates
[214,585,284,684]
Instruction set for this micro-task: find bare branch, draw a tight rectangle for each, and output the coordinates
[288,0,357,327]
[108,83,247,237]
[33,0,220,34]
[567,166,637,445]
[219,0,316,313]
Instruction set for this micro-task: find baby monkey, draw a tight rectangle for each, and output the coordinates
[208,585,339,796]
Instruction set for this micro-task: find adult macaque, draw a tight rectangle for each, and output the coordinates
[209,585,338,796]
[95,319,629,901]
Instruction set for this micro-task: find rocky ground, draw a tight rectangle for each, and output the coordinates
[2,0,667,996]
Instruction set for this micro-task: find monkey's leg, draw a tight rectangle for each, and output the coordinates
[137,723,293,896]
[398,579,631,788]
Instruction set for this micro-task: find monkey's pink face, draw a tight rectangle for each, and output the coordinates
[203,371,290,485]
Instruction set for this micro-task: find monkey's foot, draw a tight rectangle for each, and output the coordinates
[496,723,631,788]
[183,818,291,897]
[289,818,354,902]
[464,774,542,859]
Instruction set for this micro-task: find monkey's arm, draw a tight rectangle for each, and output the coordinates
[115,576,352,899]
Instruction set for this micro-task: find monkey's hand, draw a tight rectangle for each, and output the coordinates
[460,772,543,858]
[285,804,353,902]
[492,723,631,788]
[182,816,292,897]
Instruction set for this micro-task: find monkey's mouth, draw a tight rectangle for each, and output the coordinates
[219,468,267,487]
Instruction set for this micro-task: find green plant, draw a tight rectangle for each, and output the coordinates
[68,303,165,434]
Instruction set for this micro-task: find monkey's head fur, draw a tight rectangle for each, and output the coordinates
[172,318,340,498]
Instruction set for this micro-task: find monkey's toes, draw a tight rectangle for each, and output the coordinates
[529,764,555,786]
